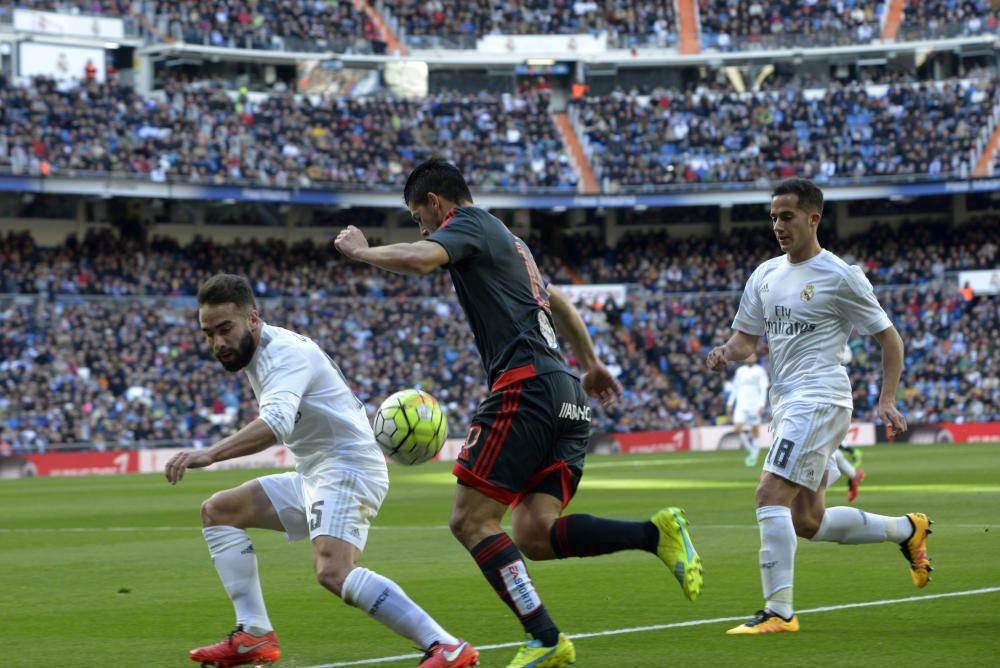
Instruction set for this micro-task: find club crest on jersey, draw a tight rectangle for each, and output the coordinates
[800,284,815,302]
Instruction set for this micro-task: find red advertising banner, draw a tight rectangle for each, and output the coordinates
[18,451,138,477]
[590,429,690,454]
[877,422,1000,444]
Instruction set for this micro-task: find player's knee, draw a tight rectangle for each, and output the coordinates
[200,492,240,528]
[794,513,822,539]
[315,562,350,598]
[448,508,477,544]
[512,527,555,561]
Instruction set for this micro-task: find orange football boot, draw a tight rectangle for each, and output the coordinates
[189,626,280,667]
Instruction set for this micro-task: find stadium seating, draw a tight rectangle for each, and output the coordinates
[570,78,995,190]
[10,0,384,52]
[1,221,997,452]
[380,0,677,49]
[0,77,577,190]
[898,0,1000,41]
[3,73,991,191]
[698,0,885,50]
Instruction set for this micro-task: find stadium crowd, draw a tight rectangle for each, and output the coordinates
[698,0,885,50]
[1,221,997,452]
[899,0,1000,40]
[6,0,1000,55]
[7,0,384,53]
[381,0,677,48]
[0,76,577,191]
[571,78,995,190]
[2,73,992,192]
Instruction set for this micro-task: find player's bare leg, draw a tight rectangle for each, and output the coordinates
[190,481,284,666]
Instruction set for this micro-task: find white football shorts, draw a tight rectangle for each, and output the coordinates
[733,403,764,426]
[763,401,851,491]
[258,465,389,550]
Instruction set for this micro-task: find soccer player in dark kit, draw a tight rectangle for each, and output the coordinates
[335,158,703,667]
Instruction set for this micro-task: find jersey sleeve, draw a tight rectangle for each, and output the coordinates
[257,349,314,444]
[426,213,484,265]
[835,266,893,335]
[731,265,766,335]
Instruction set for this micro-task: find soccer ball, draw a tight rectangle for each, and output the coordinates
[373,389,448,465]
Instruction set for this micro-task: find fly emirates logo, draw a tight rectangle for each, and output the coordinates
[764,305,817,336]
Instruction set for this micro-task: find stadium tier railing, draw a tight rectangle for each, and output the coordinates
[0,165,986,197]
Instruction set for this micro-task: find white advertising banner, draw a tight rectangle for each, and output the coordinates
[14,8,125,40]
[958,268,1000,296]
[478,33,607,55]
[690,421,875,452]
[19,42,106,82]
[554,283,627,307]
[138,446,294,474]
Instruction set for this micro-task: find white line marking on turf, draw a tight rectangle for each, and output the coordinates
[301,587,1000,668]
[3,523,997,533]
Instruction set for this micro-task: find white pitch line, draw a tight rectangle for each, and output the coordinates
[1,523,997,533]
[301,587,1000,668]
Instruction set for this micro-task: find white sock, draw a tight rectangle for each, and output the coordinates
[812,507,912,544]
[342,567,458,650]
[757,505,796,619]
[749,436,760,458]
[739,431,752,452]
[204,526,272,633]
[834,449,856,479]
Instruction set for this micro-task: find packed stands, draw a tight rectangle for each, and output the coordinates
[380,0,677,49]
[2,221,997,452]
[571,78,997,190]
[698,0,885,50]
[8,0,384,53]
[898,0,1000,41]
[0,77,577,191]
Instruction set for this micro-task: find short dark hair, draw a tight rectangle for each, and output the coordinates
[197,274,256,313]
[403,158,473,207]
[772,178,824,215]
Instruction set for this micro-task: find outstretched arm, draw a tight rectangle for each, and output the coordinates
[165,418,276,485]
[706,331,760,372]
[547,285,622,407]
[335,225,450,275]
[873,325,907,435]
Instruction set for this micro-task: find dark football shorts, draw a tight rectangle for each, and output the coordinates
[452,371,591,508]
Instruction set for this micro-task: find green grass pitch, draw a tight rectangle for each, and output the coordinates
[2,443,998,667]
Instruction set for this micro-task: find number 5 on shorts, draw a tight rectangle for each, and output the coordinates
[767,438,795,469]
[309,500,324,531]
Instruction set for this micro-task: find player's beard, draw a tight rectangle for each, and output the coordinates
[216,329,255,372]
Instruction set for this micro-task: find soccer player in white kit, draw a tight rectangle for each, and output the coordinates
[706,179,933,635]
[164,274,479,668]
[727,353,769,466]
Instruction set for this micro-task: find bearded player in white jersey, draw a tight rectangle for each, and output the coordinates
[164,274,478,668]
[706,179,933,635]
[727,353,769,466]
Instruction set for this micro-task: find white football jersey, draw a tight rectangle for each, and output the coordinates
[732,250,892,411]
[729,364,769,411]
[244,324,386,475]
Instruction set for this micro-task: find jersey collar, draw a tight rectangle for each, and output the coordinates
[438,208,456,230]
